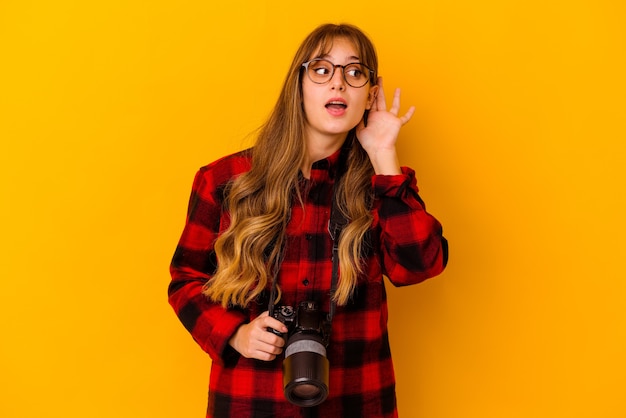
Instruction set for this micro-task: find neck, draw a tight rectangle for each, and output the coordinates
[301,132,347,179]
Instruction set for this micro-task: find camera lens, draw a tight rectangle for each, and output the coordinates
[293,383,319,399]
[282,334,329,407]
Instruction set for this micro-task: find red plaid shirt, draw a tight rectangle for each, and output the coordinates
[169,148,448,418]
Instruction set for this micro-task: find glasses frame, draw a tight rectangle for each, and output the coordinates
[301,59,374,88]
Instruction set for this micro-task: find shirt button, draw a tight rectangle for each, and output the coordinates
[302,279,309,286]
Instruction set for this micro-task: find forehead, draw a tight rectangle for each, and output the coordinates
[311,37,360,61]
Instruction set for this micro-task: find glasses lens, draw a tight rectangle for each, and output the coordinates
[307,60,334,84]
[343,63,369,87]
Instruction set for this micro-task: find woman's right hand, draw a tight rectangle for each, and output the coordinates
[228,311,288,361]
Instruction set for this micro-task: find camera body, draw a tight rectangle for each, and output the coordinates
[271,301,331,407]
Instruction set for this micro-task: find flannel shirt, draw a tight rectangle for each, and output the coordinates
[169,147,448,418]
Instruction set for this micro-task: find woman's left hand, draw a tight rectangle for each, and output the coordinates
[356,77,415,175]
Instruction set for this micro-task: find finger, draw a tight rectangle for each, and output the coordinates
[250,344,280,361]
[256,329,286,348]
[254,338,284,355]
[262,316,288,334]
[254,352,277,361]
[399,105,416,125]
[245,331,284,360]
[255,310,287,333]
[389,88,402,116]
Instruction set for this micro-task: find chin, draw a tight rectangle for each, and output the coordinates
[325,118,360,133]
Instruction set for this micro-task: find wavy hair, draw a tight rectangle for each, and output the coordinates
[203,23,379,308]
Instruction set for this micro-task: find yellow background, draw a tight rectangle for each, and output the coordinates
[1,1,625,417]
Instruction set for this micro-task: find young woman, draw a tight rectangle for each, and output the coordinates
[169,23,448,418]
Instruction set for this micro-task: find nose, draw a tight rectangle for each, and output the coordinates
[330,65,346,90]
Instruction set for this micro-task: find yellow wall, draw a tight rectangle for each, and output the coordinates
[1,1,624,417]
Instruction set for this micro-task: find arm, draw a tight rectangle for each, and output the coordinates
[372,168,448,285]
[168,162,288,363]
[168,167,247,363]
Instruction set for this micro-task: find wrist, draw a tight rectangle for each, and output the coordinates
[367,147,401,175]
[228,324,244,352]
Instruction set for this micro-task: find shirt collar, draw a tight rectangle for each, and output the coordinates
[310,145,348,182]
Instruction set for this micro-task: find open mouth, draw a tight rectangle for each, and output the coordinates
[325,100,347,110]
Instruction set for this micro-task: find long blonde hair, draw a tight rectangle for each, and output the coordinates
[203,23,379,308]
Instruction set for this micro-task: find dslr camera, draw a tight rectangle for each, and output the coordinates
[270,301,331,407]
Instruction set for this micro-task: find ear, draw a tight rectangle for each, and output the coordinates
[366,85,379,110]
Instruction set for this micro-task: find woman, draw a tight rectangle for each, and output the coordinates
[169,23,448,418]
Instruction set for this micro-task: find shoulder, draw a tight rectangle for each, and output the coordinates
[196,149,253,187]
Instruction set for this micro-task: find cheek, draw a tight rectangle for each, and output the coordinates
[301,83,319,114]
[364,89,375,110]
[301,95,316,119]
[355,93,371,113]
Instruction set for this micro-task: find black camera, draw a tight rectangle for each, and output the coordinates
[270,301,331,407]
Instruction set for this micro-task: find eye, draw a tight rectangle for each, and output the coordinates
[314,67,330,76]
[311,60,332,75]
[345,64,364,79]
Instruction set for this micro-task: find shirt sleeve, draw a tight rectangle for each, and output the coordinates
[168,167,247,364]
[371,166,449,285]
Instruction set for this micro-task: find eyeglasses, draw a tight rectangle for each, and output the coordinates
[301,59,374,88]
